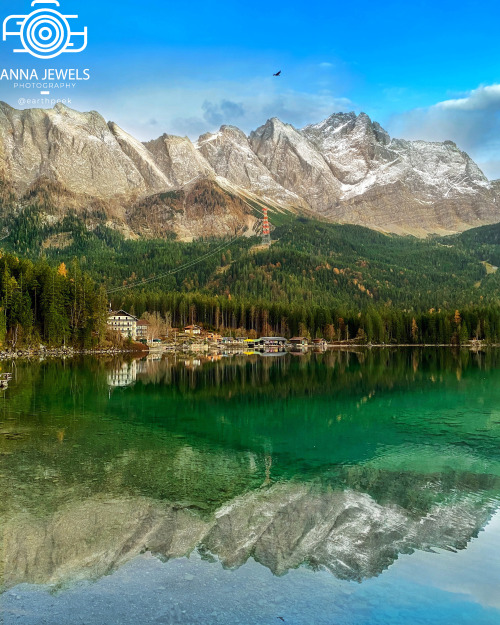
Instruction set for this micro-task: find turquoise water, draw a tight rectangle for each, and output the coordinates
[0,349,499,623]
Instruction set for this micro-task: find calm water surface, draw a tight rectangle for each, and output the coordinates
[0,348,499,624]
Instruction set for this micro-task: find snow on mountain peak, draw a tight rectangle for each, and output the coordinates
[1,101,499,237]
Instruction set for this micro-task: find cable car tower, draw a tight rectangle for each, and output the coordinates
[262,207,271,246]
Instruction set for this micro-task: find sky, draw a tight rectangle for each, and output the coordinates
[1,0,500,177]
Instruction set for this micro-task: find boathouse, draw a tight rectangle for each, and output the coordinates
[290,337,309,346]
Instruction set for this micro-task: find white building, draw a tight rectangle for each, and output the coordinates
[107,310,137,340]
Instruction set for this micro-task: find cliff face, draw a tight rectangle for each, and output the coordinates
[197,124,307,209]
[0,102,146,200]
[142,134,214,188]
[1,101,499,238]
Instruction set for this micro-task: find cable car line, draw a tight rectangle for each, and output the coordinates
[106,234,241,295]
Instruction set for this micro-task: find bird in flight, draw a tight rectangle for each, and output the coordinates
[273,70,282,76]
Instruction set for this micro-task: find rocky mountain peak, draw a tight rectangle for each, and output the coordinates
[143,134,214,188]
[197,123,306,207]
[196,125,249,154]
[250,116,343,214]
[0,101,499,238]
[249,117,301,145]
[0,102,146,198]
[372,121,391,146]
[303,111,390,146]
[301,111,395,185]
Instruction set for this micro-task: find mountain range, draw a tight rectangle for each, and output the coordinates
[0,101,499,240]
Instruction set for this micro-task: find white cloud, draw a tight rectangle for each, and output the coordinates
[437,84,500,111]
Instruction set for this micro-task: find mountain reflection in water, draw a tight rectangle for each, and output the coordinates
[0,348,499,597]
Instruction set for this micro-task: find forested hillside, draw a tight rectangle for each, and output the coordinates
[3,208,500,344]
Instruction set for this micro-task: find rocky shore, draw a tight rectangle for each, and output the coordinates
[0,346,147,360]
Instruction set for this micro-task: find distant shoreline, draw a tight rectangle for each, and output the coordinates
[0,342,497,361]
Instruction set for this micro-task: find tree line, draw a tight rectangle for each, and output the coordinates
[112,289,500,344]
[0,253,108,349]
[1,248,500,347]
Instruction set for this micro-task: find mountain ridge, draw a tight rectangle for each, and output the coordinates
[0,100,499,239]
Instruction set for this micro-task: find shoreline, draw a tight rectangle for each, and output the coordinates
[0,342,497,361]
[0,347,147,361]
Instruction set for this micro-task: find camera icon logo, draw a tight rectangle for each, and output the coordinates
[3,0,87,59]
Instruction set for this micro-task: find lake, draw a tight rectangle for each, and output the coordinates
[0,348,499,624]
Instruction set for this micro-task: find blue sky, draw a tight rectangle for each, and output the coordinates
[2,0,500,176]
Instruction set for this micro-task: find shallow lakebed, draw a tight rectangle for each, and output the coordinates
[0,348,499,624]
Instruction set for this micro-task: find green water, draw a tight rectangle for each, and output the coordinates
[1,349,499,624]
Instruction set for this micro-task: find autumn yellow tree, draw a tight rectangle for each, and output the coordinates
[57,262,67,277]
